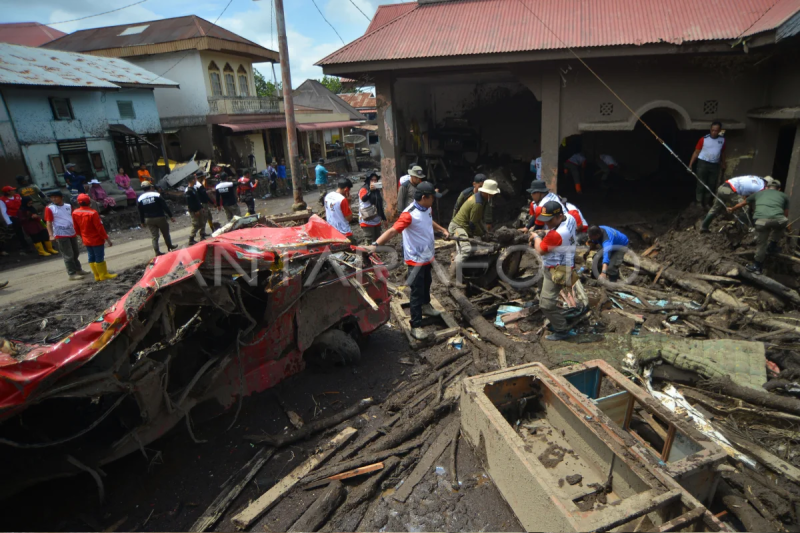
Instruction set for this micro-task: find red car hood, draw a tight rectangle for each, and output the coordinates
[0,215,350,418]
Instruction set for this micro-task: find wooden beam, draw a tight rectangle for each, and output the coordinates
[392,419,460,502]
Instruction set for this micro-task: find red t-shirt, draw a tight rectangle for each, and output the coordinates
[1,194,22,218]
[71,207,108,247]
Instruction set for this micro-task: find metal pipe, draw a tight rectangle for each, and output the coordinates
[275,0,306,211]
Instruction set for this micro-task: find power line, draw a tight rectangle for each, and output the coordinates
[732,0,782,43]
[348,0,371,22]
[310,0,345,44]
[49,0,150,25]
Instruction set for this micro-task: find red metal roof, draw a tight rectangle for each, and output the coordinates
[365,2,417,33]
[0,22,66,47]
[318,0,800,66]
[339,92,377,109]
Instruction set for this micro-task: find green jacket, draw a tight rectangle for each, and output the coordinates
[452,187,492,226]
[746,189,789,220]
[451,193,487,237]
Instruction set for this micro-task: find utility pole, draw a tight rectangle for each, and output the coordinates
[275,0,306,211]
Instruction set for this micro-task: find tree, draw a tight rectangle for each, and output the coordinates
[254,70,282,98]
[319,75,343,94]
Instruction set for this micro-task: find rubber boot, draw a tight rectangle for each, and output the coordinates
[44,241,58,254]
[89,262,102,282]
[34,242,52,256]
[699,214,713,233]
[97,261,118,280]
[575,183,582,194]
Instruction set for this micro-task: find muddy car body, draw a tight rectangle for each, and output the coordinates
[0,215,390,497]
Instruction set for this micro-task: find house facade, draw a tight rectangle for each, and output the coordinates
[317,0,800,223]
[0,43,177,189]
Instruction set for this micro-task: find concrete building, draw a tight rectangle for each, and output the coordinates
[317,0,800,222]
[43,16,281,171]
[0,43,177,190]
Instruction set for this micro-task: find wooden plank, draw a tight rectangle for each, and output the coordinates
[268,210,312,223]
[231,427,356,529]
[497,347,508,369]
[288,480,346,532]
[348,277,379,311]
[305,462,385,489]
[392,419,461,503]
[430,294,459,329]
[723,431,800,485]
[190,448,275,532]
[390,300,416,346]
[433,327,460,342]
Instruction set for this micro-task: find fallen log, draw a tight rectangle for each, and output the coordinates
[384,367,451,412]
[433,345,469,370]
[701,376,800,417]
[719,428,800,485]
[448,288,518,350]
[393,419,461,502]
[231,427,356,529]
[371,396,455,453]
[190,447,275,532]
[689,273,740,284]
[407,360,471,410]
[449,430,459,491]
[245,398,373,447]
[288,480,346,532]
[723,472,791,530]
[303,436,425,485]
[336,414,400,461]
[717,481,773,533]
[721,262,800,306]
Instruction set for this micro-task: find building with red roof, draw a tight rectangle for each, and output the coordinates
[0,22,65,47]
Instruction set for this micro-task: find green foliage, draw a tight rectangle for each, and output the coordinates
[255,70,283,98]
[319,75,344,94]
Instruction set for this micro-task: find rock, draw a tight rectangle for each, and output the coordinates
[566,474,583,486]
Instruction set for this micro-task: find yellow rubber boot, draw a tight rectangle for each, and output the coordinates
[44,241,58,254]
[89,262,102,281]
[97,261,118,280]
[34,242,52,256]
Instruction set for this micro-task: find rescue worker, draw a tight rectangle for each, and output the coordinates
[530,155,542,181]
[397,165,425,212]
[358,172,386,244]
[597,154,618,185]
[44,190,89,280]
[18,197,57,257]
[398,165,416,188]
[1,185,29,251]
[237,171,258,215]
[196,173,216,233]
[185,176,206,245]
[565,200,588,234]
[448,179,499,284]
[324,178,355,244]
[369,182,449,341]
[587,225,629,282]
[689,121,726,208]
[215,174,240,221]
[729,179,790,274]
[452,174,494,232]
[530,201,579,341]
[16,175,47,212]
[316,159,337,203]
[564,152,586,193]
[137,181,177,256]
[700,174,766,232]
[519,180,565,233]
[72,193,117,281]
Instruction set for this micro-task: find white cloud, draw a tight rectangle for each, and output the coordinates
[325,0,379,27]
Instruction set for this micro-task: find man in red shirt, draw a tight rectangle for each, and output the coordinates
[1,185,30,252]
[72,194,117,281]
[44,190,90,280]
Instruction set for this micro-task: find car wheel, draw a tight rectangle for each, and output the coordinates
[307,328,361,367]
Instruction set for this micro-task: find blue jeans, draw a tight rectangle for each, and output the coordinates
[86,245,105,263]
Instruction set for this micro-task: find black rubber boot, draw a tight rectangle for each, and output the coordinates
[699,214,713,233]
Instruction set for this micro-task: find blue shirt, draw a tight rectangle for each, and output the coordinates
[64,171,86,192]
[315,164,328,185]
[591,226,629,265]
[277,165,287,179]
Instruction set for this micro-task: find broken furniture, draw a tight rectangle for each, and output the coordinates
[460,362,727,532]
[553,359,727,506]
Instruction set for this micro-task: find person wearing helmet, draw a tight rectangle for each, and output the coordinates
[324,178,355,244]
[138,181,177,256]
[73,193,117,281]
[448,178,499,284]
[44,190,90,280]
[237,171,258,215]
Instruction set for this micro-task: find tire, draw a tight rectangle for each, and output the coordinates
[306,328,361,367]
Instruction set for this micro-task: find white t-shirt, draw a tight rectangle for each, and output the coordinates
[599,154,617,166]
[0,199,9,225]
[726,176,764,196]
[45,203,76,238]
[697,134,725,164]
[531,157,542,180]
[324,191,353,236]
[541,213,577,268]
[567,153,586,165]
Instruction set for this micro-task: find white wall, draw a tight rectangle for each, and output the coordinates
[3,87,108,143]
[129,51,209,121]
[199,51,258,98]
[104,88,162,134]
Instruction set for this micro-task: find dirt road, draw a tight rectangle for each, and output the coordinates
[0,191,324,307]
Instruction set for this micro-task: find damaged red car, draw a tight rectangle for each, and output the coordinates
[0,215,390,497]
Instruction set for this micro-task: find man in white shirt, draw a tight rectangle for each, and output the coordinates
[701,175,767,232]
[689,121,726,208]
[530,156,542,181]
[44,190,90,280]
[324,178,355,244]
[565,153,586,194]
[597,154,618,184]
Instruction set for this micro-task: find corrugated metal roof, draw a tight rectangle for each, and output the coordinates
[318,0,800,66]
[365,2,417,33]
[292,80,365,121]
[339,92,377,109]
[0,43,179,88]
[0,23,66,47]
[42,15,274,56]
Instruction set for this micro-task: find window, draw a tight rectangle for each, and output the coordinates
[90,151,109,180]
[703,100,719,115]
[223,63,236,96]
[117,100,136,119]
[118,25,149,36]
[238,66,249,96]
[208,62,222,96]
[50,97,73,120]
[600,102,614,116]
[49,154,65,183]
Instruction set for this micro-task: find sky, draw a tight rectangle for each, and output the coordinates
[0,0,397,87]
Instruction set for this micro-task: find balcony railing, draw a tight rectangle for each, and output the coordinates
[208,96,282,115]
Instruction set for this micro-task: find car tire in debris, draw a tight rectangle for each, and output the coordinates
[306,328,361,368]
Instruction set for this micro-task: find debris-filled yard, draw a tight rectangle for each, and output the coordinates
[1,167,800,533]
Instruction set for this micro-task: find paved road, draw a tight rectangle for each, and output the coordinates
[0,191,323,307]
